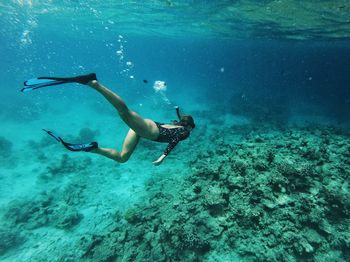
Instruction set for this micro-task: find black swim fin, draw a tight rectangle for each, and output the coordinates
[43,129,98,152]
[22,73,97,92]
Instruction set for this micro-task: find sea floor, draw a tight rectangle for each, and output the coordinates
[0,99,349,261]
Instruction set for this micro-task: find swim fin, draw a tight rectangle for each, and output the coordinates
[43,129,98,152]
[22,73,97,92]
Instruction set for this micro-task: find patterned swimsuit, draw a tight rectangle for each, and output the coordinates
[153,122,190,156]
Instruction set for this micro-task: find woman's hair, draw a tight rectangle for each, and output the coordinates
[179,115,195,129]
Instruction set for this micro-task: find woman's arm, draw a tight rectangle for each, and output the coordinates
[152,138,179,166]
[153,154,166,166]
[152,126,190,166]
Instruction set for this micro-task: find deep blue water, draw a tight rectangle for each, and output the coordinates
[2,35,350,124]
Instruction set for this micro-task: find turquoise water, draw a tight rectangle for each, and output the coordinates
[0,1,350,261]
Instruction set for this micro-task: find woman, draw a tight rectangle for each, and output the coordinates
[25,73,195,166]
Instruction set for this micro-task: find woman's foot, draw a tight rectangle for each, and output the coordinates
[87,79,100,88]
[73,73,97,85]
[62,141,99,152]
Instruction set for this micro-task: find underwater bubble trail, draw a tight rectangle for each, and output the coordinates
[115,34,135,79]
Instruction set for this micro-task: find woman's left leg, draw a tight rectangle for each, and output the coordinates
[91,129,140,163]
[88,80,159,140]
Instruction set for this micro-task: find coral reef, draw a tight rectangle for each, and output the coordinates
[75,124,350,261]
[39,154,92,180]
[0,182,85,255]
[4,194,53,229]
[0,225,24,255]
[49,202,82,229]
[1,123,349,261]
[4,192,82,231]
[0,136,13,158]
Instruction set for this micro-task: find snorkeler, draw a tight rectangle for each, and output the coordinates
[23,73,195,166]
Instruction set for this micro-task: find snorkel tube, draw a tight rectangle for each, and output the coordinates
[171,106,182,125]
[175,106,182,121]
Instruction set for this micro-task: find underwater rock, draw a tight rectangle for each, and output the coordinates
[124,207,143,224]
[254,136,264,143]
[192,184,202,194]
[79,234,118,261]
[276,162,316,193]
[294,237,315,257]
[302,147,322,161]
[304,228,324,247]
[63,182,88,206]
[4,195,53,229]
[323,180,350,220]
[0,226,25,255]
[179,226,211,252]
[41,154,91,179]
[47,154,76,176]
[4,191,82,232]
[231,159,248,176]
[78,127,99,142]
[253,160,268,172]
[50,203,82,229]
[0,136,13,158]
[203,185,228,216]
[227,175,245,191]
[266,150,275,164]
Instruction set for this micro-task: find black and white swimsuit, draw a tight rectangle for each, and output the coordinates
[153,122,190,156]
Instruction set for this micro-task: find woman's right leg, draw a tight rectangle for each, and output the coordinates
[88,80,159,140]
[91,129,140,163]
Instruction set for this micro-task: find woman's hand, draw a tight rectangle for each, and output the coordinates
[153,154,166,166]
